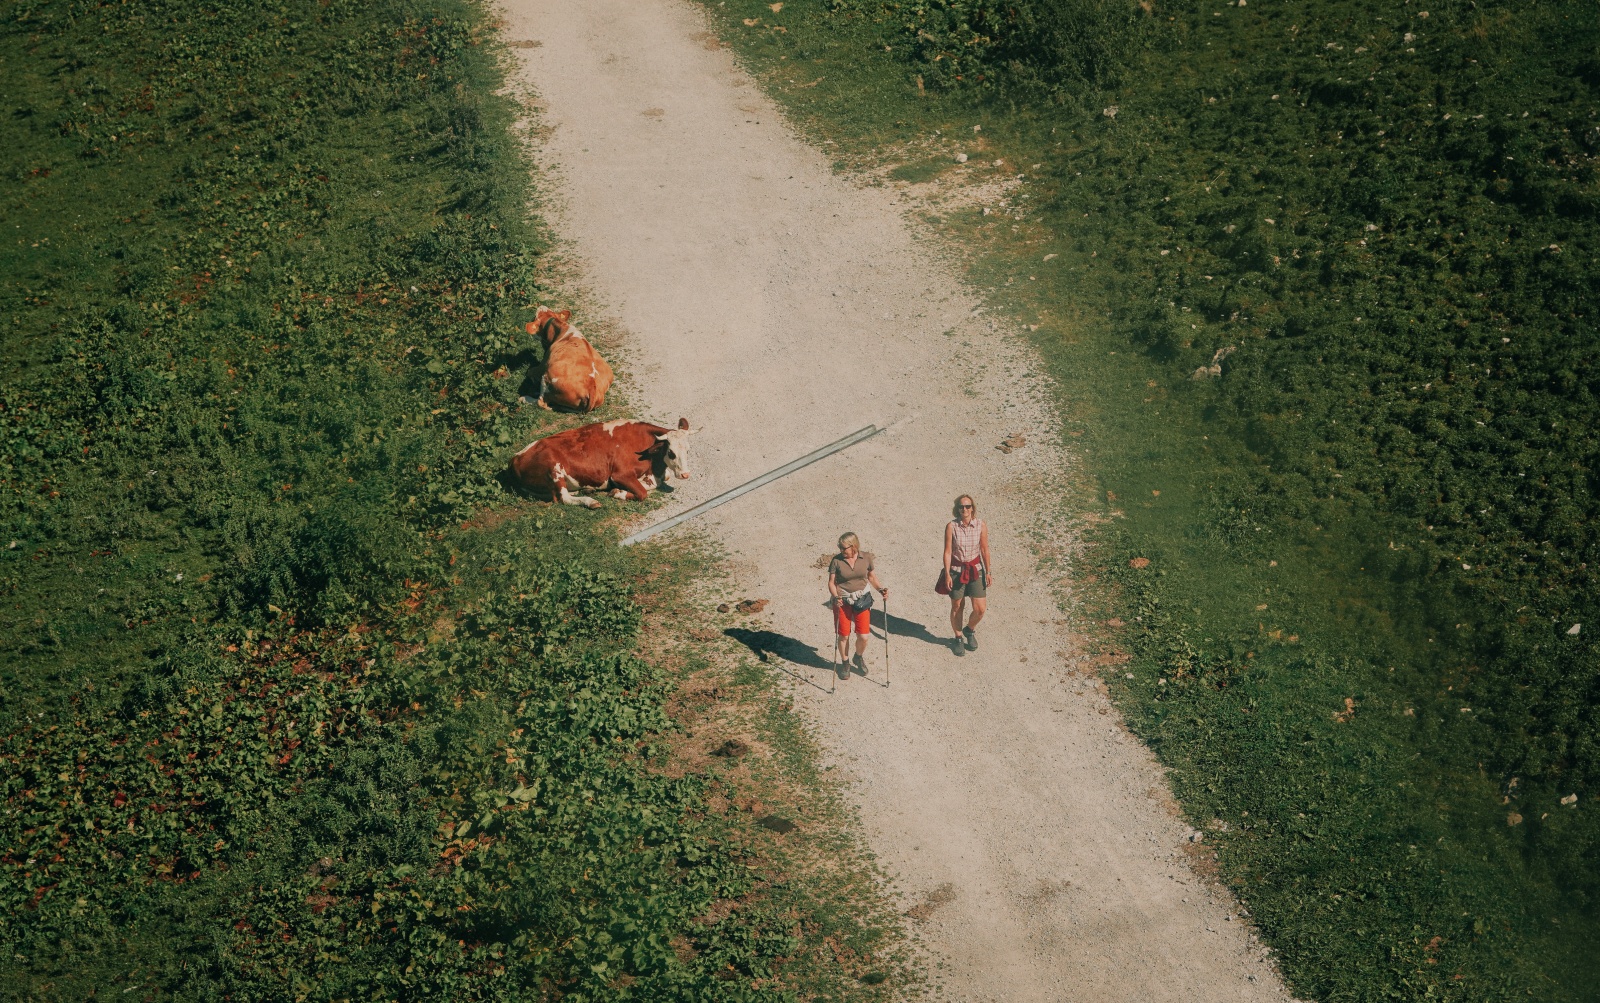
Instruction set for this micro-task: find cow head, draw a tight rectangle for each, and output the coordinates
[656,417,696,480]
[525,306,572,346]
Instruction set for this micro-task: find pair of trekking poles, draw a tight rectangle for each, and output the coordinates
[830,593,889,694]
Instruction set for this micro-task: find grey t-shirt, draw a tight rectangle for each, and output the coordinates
[828,552,875,596]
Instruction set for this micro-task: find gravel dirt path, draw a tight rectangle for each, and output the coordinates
[504,2,1297,999]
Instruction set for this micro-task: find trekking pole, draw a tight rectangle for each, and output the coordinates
[829,613,839,695]
[883,592,891,688]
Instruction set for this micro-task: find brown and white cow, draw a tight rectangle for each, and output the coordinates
[508,418,695,508]
[526,306,613,412]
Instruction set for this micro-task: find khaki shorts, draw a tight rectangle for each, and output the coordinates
[949,570,987,602]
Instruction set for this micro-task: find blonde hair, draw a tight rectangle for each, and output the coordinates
[952,495,977,519]
[837,532,860,553]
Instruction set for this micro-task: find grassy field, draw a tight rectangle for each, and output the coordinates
[0,1,901,998]
[693,0,1598,999]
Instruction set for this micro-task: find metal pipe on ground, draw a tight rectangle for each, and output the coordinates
[618,424,883,547]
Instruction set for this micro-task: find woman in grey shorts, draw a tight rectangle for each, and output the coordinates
[942,494,992,655]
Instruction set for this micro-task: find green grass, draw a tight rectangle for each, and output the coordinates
[0,1,898,998]
[692,0,1598,999]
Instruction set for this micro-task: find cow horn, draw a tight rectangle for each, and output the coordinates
[677,417,690,430]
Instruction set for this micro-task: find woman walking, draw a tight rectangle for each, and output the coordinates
[942,494,992,656]
[827,532,889,681]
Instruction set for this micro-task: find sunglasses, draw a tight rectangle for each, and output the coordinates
[958,504,974,509]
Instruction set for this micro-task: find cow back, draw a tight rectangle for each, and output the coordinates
[508,420,669,494]
[543,332,612,412]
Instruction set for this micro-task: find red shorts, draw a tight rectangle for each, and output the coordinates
[835,603,871,636]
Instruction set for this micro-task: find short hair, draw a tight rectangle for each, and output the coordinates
[952,495,977,518]
[837,532,860,553]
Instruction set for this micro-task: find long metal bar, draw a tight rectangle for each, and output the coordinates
[618,424,882,547]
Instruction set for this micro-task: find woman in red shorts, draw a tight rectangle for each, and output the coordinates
[826,532,889,681]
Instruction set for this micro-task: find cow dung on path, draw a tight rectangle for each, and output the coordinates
[997,432,1027,453]
[757,814,796,834]
[735,598,770,614]
[712,738,751,759]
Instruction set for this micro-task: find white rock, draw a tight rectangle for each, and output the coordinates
[1568,623,1582,635]
[1103,105,1119,118]
[954,153,968,163]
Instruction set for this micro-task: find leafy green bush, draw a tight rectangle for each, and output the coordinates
[0,0,813,997]
[1042,0,1599,864]
[829,0,1150,93]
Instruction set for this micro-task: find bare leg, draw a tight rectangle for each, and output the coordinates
[949,597,966,637]
[967,597,987,630]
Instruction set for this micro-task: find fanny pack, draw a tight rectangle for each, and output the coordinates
[841,587,874,611]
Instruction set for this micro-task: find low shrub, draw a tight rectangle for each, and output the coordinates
[0,0,816,997]
[828,0,1151,93]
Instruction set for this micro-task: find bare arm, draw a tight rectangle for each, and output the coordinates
[826,562,841,604]
[868,566,888,595]
[942,522,954,579]
[979,523,993,583]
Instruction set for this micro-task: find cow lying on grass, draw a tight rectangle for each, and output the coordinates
[527,306,613,411]
[509,418,694,508]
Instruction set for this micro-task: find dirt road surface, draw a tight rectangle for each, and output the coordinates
[505,2,1296,999]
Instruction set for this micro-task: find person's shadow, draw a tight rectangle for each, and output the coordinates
[872,609,947,647]
[724,628,833,670]
[724,606,952,689]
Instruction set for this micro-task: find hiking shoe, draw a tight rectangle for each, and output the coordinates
[962,627,977,651]
[951,637,966,656]
[852,653,868,675]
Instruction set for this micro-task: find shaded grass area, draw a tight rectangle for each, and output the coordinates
[0,1,897,998]
[694,0,1597,999]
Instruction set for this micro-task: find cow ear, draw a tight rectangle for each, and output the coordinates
[557,310,572,323]
[677,417,690,430]
[524,321,538,334]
